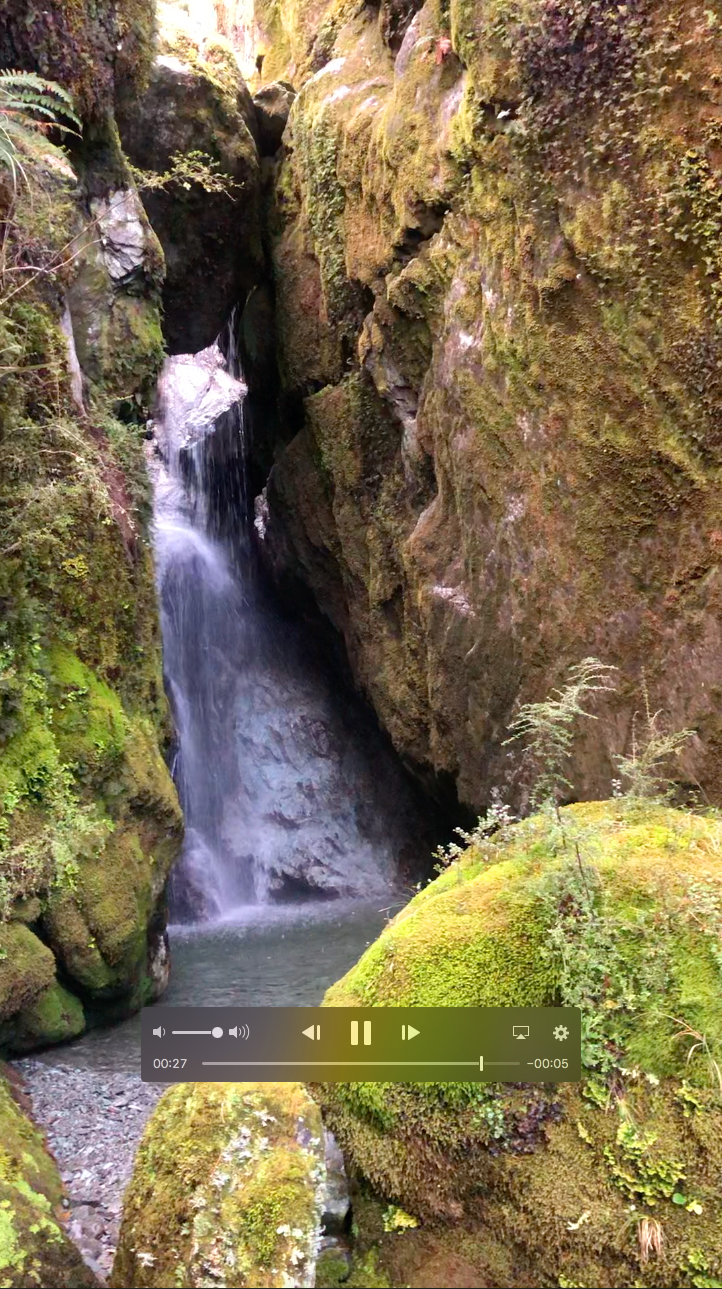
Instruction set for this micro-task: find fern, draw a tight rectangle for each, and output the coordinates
[0,70,79,186]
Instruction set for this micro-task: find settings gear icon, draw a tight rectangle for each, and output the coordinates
[553,1024,569,1042]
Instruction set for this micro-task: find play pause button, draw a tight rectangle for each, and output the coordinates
[402,1024,420,1041]
[302,1024,320,1040]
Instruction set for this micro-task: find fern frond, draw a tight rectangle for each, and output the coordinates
[0,70,79,188]
[0,70,80,131]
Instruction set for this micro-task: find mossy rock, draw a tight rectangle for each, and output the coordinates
[0,1075,98,1287]
[111,1082,326,1288]
[264,0,722,817]
[0,983,85,1055]
[0,75,178,1058]
[0,644,181,1051]
[42,825,167,1001]
[318,802,722,1287]
[0,927,55,1023]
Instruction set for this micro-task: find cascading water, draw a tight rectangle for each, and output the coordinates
[150,337,426,921]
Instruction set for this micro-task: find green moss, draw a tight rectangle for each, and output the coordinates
[0,927,55,1023]
[266,0,722,817]
[112,1082,325,1289]
[0,151,179,1054]
[0,1076,96,1286]
[48,647,127,789]
[2,982,85,1053]
[0,0,156,117]
[315,803,722,1283]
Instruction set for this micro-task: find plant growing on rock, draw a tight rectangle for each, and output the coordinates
[504,657,617,808]
[614,679,695,802]
[0,70,78,186]
[128,149,241,198]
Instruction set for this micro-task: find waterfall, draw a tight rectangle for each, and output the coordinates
[150,335,423,922]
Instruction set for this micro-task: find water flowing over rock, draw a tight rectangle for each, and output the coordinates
[152,344,433,919]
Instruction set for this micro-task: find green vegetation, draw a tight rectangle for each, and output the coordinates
[0,1074,96,1286]
[318,799,722,1285]
[0,70,79,185]
[0,31,179,1052]
[504,657,617,808]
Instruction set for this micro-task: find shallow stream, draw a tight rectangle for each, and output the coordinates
[39,900,392,1072]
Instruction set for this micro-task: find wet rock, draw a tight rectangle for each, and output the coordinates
[117,10,263,353]
[321,1130,350,1236]
[154,344,246,453]
[259,0,722,813]
[91,189,152,285]
[253,80,296,155]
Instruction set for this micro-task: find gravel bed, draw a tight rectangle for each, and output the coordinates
[14,1061,164,1284]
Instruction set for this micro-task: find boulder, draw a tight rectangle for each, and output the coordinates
[112,1081,326,1288]
[254,81,296,156]
[118,17,263,353]
[316,801,722,1286]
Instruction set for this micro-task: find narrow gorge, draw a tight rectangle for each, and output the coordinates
[2,2,722,1288]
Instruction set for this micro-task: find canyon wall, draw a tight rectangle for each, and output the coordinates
[256,0,722,811]
[0,1,184,1050]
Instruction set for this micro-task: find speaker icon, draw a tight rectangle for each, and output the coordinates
[153,1026,165,1038]
[229,1024,250,1040]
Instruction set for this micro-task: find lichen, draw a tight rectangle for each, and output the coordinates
[112,1082,326,1289]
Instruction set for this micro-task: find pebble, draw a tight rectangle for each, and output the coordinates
[14,1061,165,1284]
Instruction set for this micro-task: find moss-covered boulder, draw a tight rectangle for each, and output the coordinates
[0,1073,98,1287]
[317,802,722,1287]
[112,1082,326,1289]
[0,926,85,1052]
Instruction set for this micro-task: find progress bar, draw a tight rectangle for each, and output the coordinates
[202,1059,521,1069]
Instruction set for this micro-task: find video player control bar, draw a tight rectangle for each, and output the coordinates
[141,1006,581,1082]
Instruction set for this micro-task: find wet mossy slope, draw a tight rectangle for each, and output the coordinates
[259,0,722,810]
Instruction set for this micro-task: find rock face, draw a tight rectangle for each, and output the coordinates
[254,81,296,155]
[256,0,722,811]
[0,6,182,1054]
[318,801,722,1287]
[118,4,264,353]
[0,1072,98,1287]
[112,1081,326,1289]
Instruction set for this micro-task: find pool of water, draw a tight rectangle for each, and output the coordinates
[41,900,395,1071]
